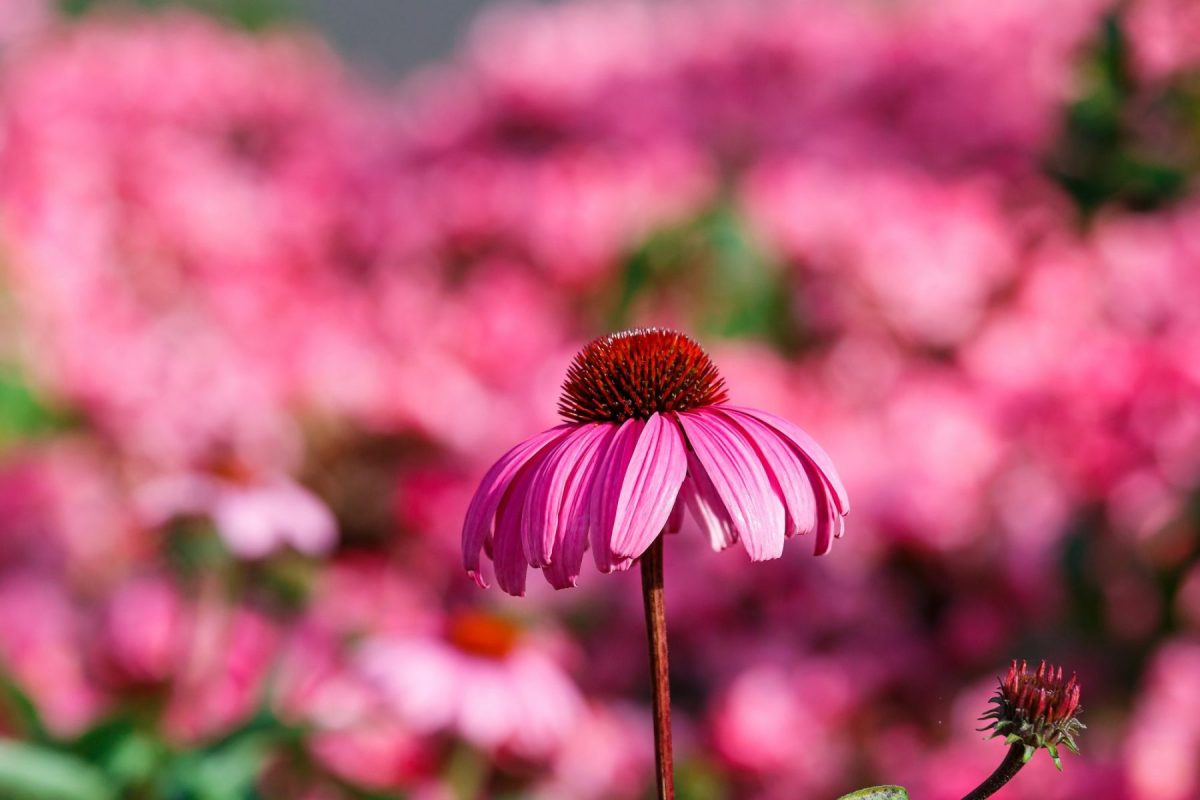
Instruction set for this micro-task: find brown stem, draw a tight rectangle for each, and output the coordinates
[640,533,674,800]
[962,743,1028,800]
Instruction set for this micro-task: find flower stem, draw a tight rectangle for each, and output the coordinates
[640,533,674,800]
[962,743,1028,800]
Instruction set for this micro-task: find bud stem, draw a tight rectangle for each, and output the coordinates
[640,533,674,800]
[962,743,1027,800]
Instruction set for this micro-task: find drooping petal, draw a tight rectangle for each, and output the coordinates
[493,441,561,596]
[665,492,685,534]
[588,418,644,572]
[678,410,786,561]
[804,458,838,556]
[609,413,688,560]
[728,406,849,514]
[543,424,615,589]
[462,426,570,588]
[522,424,606,568]
[718,409,817,538]
[679,454,738,551]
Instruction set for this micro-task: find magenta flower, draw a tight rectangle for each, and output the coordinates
[463,328,849,595]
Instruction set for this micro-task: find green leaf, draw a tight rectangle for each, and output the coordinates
[0,671,48,742]
[837,787,910,800]
[58,0,292,30]
[0,739,116,800]
[0,366,72,450]
[70,717,163,789]
[162,731,273,800]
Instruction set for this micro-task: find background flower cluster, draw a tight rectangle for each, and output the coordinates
[0,0,1197,797]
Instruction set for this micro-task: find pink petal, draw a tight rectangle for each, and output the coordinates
[719,409,817,538]
[543,424,615,589]
[609,414,688,559]
[462,426,570,588]
[728,407,849,514]
[679,455,738,551]
[665,492,686,534]
[806,459,840,556]
[522,425,606,568]
[679,410,786,561]
[493,441,561,596]
[588,418,644,573]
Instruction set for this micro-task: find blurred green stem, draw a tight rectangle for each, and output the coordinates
[445,742,488,800]
[962,743,1026,800]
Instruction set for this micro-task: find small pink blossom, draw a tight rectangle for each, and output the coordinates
[138,468,336,559]
[356,612,584,761]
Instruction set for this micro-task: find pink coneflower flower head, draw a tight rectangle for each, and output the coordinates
[463,328,849,595]
[980,659,1085,769]
[357,611,583,761]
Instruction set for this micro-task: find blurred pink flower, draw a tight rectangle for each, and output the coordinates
[357,611,583,761]
[463,329,848,594]
[273,628,432,791]
[137,466,336,559]
[744,161,1020,347]
[93,574,188,688]
[534,702,653,800]
[163,602,279,743]
[309,555,433,640]
[0,441,147,584]
[709,665,847,788]
[1126,639,1200,800]
[0,11,389,467]
[1125,0,1200,81]
[0,572,104,735]
[0,0,48,50]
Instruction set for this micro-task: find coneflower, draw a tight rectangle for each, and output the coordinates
[462,328,849,799]
[967,659,1085,799]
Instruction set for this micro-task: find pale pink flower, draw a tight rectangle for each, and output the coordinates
[356,611,583,761]
[137,466,336,559]
[463,329,848,594]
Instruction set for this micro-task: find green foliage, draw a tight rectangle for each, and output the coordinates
[612,202,802,352]
[162,734,273,800]
[0,671,49,744]
[0,740,117,800]
[673,758,728,800]
[836,787,910,800]
[1047,12,1190,213]
[0,365,73,452]
[58,0,292,30]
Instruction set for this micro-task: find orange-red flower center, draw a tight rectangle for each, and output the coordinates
[446,611,522,660]
[558,328,728,424]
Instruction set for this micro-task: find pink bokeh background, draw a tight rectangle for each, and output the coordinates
[0,0,1198,797]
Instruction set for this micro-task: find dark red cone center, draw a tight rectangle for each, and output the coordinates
[558,328,728,424]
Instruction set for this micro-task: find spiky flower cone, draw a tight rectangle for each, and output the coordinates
[979,659,1085,770]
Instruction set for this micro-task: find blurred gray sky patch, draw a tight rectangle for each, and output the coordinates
[297,0,532,76]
